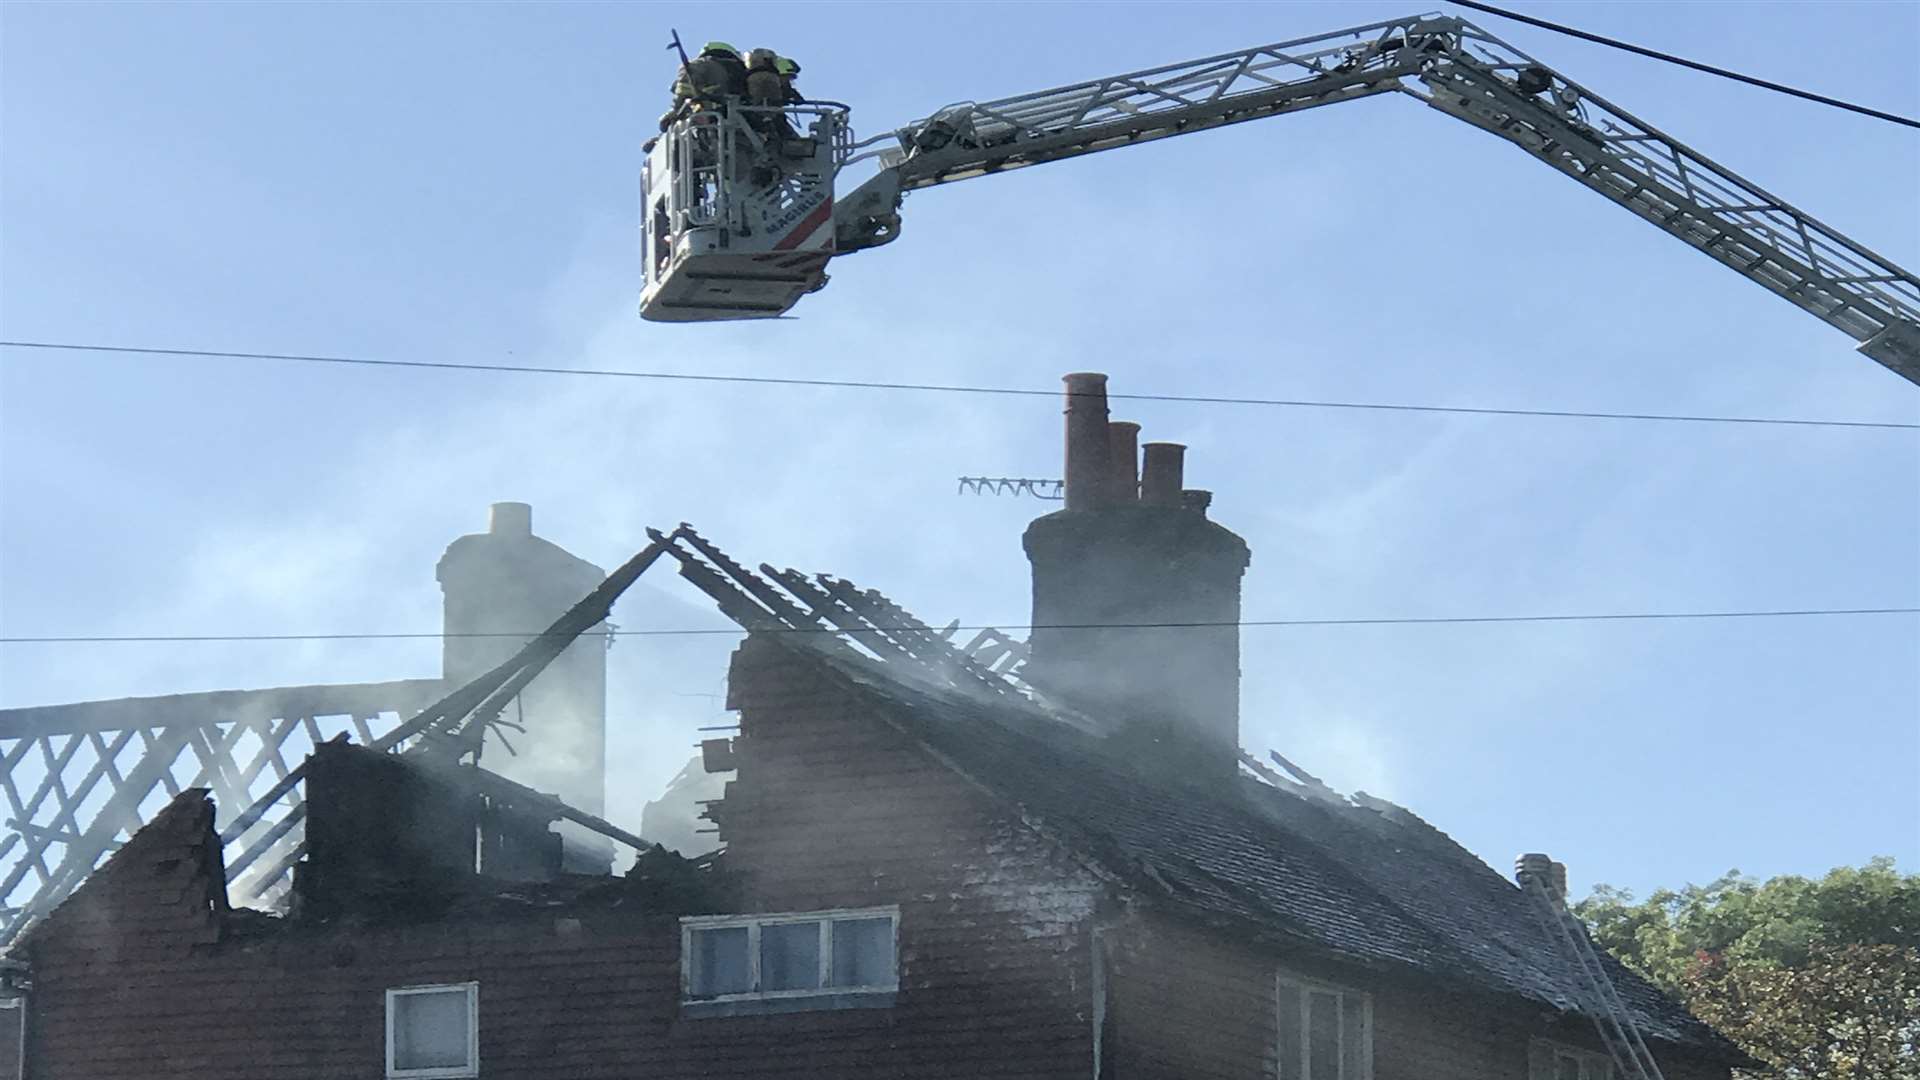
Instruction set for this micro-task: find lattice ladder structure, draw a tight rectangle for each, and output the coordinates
[827,13,1920,382]
[1517,853,1666,1080]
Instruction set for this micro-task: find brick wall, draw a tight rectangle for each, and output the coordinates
[711,637,1739,1080]
[1100,911,1732,1080]
[23,790,1083,1079]
[713,636,1107,1076]
[23,638,1110,1080]
[1102,917,1277,1078]
[27,908,682,1079]
[19,791,689,1079]
[21,640,1740,1080]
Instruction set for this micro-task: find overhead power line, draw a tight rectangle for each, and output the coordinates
[3,607,1914,644]
[3,340,1915,431]
[1450,0,1920,130]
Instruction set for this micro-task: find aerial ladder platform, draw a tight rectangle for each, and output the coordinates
[639,12,1920,385]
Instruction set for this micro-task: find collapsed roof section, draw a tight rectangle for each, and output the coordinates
[650,523,1101,733]
[213,539,676,904]
[663,524,1743,1063]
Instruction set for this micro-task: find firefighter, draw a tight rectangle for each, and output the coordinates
[744,48,784,108]
[774,56,802,103]
[662,41,748,129]
[693,41,748,101]
[743,48,799,148]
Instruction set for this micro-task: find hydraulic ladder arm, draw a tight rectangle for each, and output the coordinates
[831,14,1920,384]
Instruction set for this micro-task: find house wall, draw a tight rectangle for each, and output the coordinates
[24,807,1079,1080]
[1103,914,1734,1080]
[713,636,1108,1077]
[25,907,684,1079]
[715,638,1739,1080]
[16,792,680,1080]
[27,637,1110,1080]
[22,638,1739,1080]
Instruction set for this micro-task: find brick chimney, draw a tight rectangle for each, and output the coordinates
[437,502,609,871]
[1023,374,1251,779]
[1515,853,1570,903]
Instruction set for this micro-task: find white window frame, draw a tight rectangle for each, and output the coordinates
[1275,968,1374,1080]
[680,906,900,1004]
[1530,1039,1617,1080]
[385,982,480,1080]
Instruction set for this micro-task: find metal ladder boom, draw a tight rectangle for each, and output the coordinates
[855,14,1437,190]
[837,14,1920,385]
[1408,19,1920,384]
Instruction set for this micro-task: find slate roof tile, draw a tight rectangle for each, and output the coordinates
[780,636,1743,1062]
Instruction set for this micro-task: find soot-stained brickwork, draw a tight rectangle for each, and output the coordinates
[17,628,1747,1078]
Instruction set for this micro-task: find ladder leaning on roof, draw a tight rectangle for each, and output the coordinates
[1516,853,1666,1080]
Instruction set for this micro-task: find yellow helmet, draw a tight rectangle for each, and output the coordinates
[701,41,740,58]
[775,57,800,77]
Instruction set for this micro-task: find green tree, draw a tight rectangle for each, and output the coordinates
[1576,858,1920,1079]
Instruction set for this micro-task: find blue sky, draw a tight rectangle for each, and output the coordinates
[2,0,1915,901]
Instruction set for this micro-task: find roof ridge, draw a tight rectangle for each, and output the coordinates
[1349,790,1489,864]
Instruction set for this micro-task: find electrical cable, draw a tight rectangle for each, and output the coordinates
[1450,0,1920,130]
[3,340,1914,431]
[4,607,1914,644]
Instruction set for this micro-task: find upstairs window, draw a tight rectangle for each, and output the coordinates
[682,907,899,1015]
[1531,1041,1617,1080]
[385,983,479,1079]
[1276,971,1372,1080]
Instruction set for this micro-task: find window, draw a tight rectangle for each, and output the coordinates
[1530,1041,1616,1080]
[385,983,479,1079]
[1276,971,1371,1080]
[682,907,899,1016]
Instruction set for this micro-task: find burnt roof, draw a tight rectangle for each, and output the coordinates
[662,525,1745,1063]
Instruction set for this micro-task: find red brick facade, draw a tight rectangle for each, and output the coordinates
[1101,916,1731,1080]
[716,634,1106,1075]
[17,635,1737,1079]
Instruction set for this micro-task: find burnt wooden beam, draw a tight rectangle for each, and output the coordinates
[0,679,446,739]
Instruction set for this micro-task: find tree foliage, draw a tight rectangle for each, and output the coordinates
[1576,858,1919,1079]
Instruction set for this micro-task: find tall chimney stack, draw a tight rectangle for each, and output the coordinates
[1062,373,1112,512]
[1140,442,1186,507]
[438,503,610,872]
[1106,421,1141,504]
[1024,375,1251,781]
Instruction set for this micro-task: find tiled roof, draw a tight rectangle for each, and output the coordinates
[660,526,1744,1063]
[806,640,1740,1059]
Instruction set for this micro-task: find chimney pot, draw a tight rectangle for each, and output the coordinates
[1181,489,1212,517]
[1515,852,1568,902]
[1062,373,1112,512]
[1140,443,1186,507]
[490,502,533,537]
[1107,422,1141,504]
